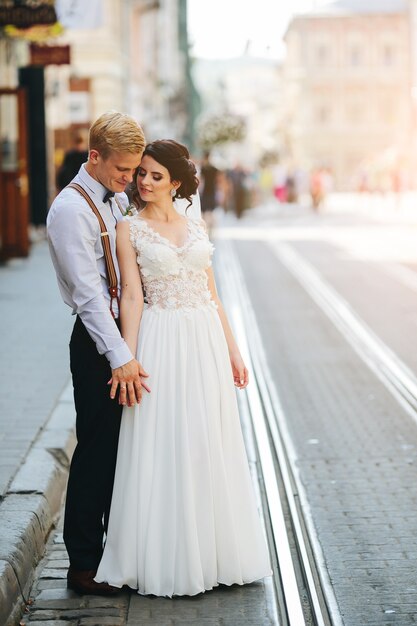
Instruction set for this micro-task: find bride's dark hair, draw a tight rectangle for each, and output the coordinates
[129,139,199,209]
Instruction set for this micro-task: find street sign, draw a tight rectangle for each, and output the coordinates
[30,44,70,66]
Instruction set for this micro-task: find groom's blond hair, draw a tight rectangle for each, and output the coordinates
[89,111,145,159]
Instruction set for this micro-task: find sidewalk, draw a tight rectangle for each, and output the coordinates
[2,239,278,626]
[0,240,75,625]
[21,503,277,626]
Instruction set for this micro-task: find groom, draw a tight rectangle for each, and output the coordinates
[47,111,148,595]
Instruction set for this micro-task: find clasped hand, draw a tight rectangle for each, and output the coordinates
[109,359,150,406]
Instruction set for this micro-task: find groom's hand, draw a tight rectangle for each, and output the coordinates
[110,359,150,406]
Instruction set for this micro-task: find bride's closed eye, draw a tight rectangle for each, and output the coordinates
[137,168,162,182]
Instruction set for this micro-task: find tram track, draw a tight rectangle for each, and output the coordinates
[219,233,417,625]
[268,241,417,423]
[218,240,341,626]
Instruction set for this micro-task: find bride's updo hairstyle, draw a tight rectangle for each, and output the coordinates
[131,139,199,209]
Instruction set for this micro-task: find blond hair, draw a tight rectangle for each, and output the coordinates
[89,111,145,159]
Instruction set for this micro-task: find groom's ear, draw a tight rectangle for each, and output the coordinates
[89,149,100,164]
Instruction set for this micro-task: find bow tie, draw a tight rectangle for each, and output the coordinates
[103,191,115,203]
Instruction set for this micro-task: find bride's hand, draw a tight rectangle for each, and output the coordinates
[138,362,151,394]
[230,351,249,389]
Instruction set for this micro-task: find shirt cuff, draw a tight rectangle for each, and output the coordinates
[106,342,134,369]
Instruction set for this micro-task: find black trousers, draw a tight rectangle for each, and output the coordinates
[64,316,122,570]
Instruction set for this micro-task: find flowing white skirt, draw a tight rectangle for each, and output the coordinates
[95,305,271,597]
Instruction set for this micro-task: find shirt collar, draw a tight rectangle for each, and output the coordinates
[78,164,108,203]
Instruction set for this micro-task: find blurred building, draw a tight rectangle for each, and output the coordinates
[0,0,198,260]
[126,0,199,145]
[283,0,412,190]
[50,0,197,183]
[192,55,282,168]
[0,3,57,259]
[53,0,195,138]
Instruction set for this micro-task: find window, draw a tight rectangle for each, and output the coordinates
[316,45,329,65]
[383,45,395,66]
[316,105,331,124]
[350,46,362,66]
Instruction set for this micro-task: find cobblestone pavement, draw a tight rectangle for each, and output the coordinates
[14,240,277,626]
[0,240,72,498]
[21,516,276,626]
[21,412,277,626]
[293,238,417,375]
[0,240,75,625]
[224,201,417,626]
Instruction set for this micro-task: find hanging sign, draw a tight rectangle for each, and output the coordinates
[30,43,71,65]
[0,4,57,28]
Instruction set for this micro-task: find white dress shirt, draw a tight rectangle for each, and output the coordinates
[47,165,133,369]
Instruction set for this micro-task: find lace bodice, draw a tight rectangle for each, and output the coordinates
[128,216,216,312]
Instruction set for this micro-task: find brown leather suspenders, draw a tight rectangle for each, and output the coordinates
[67,182,120,318]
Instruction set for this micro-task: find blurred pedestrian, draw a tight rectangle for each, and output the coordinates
[285,173,298,203]
[310,168,325,212]
[229,164,247,218]
[56,134,89,192]
[47,111,147,596]
[321,167,334,197]
[199,150,219,235]
[391,167,405,210]
[272,161,287,203]
[258,164,274,203]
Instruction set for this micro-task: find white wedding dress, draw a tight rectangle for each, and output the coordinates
[95,216,271,597]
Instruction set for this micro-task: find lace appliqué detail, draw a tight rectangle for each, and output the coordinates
[128,217,216,312]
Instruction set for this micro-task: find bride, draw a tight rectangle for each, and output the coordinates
[95,139,271,596]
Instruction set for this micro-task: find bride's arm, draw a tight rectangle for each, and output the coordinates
[116,221,144,358]
[206,267,249,389]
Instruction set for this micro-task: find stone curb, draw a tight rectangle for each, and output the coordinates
[0,381,75,626]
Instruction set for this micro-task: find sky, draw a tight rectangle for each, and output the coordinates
[187,0,330,60]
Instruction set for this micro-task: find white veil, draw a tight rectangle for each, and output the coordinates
[174,191,201,219]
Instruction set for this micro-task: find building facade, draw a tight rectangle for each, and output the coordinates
[0,0,197,254]
[49,0,194,143]
[127,0,198,144]
[192,55,282,167]
[283,0,412,189]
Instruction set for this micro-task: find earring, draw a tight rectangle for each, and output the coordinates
[170,188,176,198]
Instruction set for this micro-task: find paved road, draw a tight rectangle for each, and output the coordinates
[11,197,417,625]
[215,198,417,625]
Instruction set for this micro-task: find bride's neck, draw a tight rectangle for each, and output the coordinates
[143,200,179,222]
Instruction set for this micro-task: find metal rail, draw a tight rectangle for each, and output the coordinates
[219,240,340,626]
[270,241,417,422]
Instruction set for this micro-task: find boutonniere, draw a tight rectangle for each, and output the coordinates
[122,203,139,217]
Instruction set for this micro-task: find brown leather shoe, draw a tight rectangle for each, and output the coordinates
[67,567,120,596]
